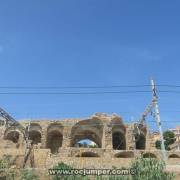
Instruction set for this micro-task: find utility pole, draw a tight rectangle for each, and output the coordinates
[151,79,167,164]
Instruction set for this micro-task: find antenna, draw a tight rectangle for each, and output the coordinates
[151,79,167,163]
[134,79,167,164]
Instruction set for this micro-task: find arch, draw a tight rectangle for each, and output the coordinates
[136,133,146,150]
[28,123,42,144]
[29,123,42,131]
[168,154,180,158]
[111,116,125,126]
[71,130,101,147]
[111,117,126,150]
[46,123,64,154]
[143,153,157,158]
[29,130,41,144]
[112,131,126,150]
[4,131,20,143]
[71,119,103,148]
[114,151,134,158]
[75,152,100,157]
[47,123,63,133]
[4,126,23,144]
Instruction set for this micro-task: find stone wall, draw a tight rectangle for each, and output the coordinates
[0,113,179,169]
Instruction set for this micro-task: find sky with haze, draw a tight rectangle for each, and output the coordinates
[0,0,180,131]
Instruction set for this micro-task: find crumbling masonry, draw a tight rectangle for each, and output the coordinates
[0,113,179,169]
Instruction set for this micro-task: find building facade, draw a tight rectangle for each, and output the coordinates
[0,113,179,169]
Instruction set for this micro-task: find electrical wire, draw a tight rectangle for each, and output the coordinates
[0,84,179,89]
[0,85,150,89]
[0,90,180,95]
[0,91,151,95]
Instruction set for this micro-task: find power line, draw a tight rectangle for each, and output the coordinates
[0,84,180,89]
[0,90,180,95]
[0,85,150,89]
[157,85,180,88]
[0,91,151,95]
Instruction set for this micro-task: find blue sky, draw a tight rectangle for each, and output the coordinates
[0,0,180,131]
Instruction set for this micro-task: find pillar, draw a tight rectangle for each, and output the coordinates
[103,123,113,149]
[62,127,71,148]
[126,124,136,150]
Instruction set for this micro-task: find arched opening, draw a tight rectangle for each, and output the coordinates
[75,152,99,157]
[71,119,103,148]
[28,123,42,145]
[143,153,157,158]
[75,139,98,148]
[136,133,146,150]
[114,152,134,158]
[47,130,63,154]
[112,132,126,150]
[111,116,126,150]
[5,131,20,143]
[71,130,101,148]
[169,154,180,158]
[46,123,63,154]
[29,130,41,144]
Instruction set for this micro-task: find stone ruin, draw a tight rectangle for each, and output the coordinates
[0,113,179,169]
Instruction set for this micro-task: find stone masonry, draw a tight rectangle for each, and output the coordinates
[0,113,179,169]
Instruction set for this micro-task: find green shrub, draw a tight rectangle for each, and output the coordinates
[0,156,17,180]
[20,169,39,180]
[131,157,175,180]
[155,131,176,150]
[52,162,88,180]
[100,157,175,180]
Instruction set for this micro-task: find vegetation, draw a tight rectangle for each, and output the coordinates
[51,157,175,180]
[156,130,176,150]
[0,155,17,180]
[131,157,175,180]
[20,169,38,180]
[0,154,176,180]
[0,155,39,180]
[52,162,88,180]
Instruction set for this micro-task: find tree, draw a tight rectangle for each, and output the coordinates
[155,130,176,150]
[89,144,98,148]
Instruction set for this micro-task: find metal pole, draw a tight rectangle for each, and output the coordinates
[151,79,167,164]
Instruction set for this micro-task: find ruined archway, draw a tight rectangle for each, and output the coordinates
[112,132,126,150]
[143,153,157,158]
[169,154,180,158]
[136,133,146,150]
[71,119,103,148]
[4,131,20,143]
[75,152,100,157]
[134,125,147,150]
[4,126,23,144]
[47,123,63,154]
[28,123,42,144]
[111,116,126,150]
[29,130,41,144]
[114,151,134,158]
